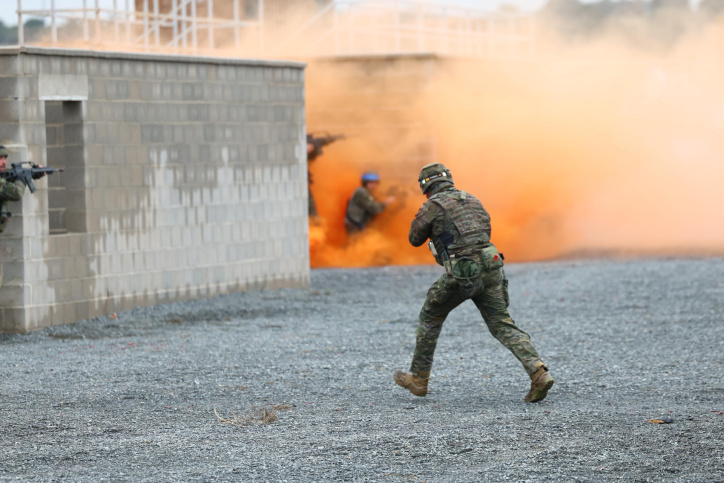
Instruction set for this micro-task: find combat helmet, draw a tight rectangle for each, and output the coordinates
[418,163,453,194]
[0,146,8,158]
[361,171,380,184]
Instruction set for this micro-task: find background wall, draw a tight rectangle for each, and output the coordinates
[0,46,309,333]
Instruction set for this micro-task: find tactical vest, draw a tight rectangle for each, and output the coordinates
[428,189,491,256]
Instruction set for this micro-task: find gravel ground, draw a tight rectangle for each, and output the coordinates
[1,258,723,482]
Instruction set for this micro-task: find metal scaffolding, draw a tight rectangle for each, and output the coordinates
[15,0,535,58]
[273,0,536,58]
[15,0,264,54]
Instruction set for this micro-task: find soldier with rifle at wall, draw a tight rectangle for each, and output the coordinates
[0,145,63,234]
[307,132,345,221]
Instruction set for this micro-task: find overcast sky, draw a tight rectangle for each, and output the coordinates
[0,0,702,27]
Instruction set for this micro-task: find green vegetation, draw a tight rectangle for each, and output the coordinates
[541,0,724,51]
[0,18,47,45]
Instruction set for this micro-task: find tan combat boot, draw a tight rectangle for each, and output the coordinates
[524,367,555,403]
[393,370,429,397]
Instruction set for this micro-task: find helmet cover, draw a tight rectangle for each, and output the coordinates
[418,163,453,193]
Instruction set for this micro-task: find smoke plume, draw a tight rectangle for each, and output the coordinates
[306,11,724,267]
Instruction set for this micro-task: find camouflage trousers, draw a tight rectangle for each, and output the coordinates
[409,267,546,378]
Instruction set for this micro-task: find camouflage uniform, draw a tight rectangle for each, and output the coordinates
[396,164,551,400]
[308,184,318,218]
[307,134,343,219]
[307,140,321,218]
[408,184,545,378]
[344,185,386,234]
[0,146,25,234]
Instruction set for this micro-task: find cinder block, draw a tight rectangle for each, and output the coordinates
[48,233,70,257]
[80,278,94,299]
[54,279,73,303]
[44,100,64,123]
[110,61,122,77]
[0,76,21,99]
[1,307,22,332]
[0,122,21,142]
[24,122,45,145]
[25,306,50,330]
[0,99,22,122]
[66,211,88,233]
[83,212,101,232]
[70,255,88,279]
[0,56,20,75]
[46,258,65,281]
[1,260,24,283]
[0,283,28,307]
[64,123,84,145]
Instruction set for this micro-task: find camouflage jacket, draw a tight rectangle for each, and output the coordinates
[409,186,491,259]
[0,178,25,233]
[345,186,386,231]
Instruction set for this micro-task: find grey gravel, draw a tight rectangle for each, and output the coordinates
[1,258,723,482]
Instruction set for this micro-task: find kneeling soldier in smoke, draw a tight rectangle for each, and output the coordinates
[344,171,395,235]
[393,163,554,403]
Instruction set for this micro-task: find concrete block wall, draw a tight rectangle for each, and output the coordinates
[0,47,309,333]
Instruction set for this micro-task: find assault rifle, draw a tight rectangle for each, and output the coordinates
[2,162,64,193]
[307,132,346,162]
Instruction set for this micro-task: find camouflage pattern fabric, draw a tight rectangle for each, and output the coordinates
[0,178,24,202]
[410,268,545,378]
[345,186,386,234]
[409,186,491,258]
[0,178,25,233]
[407,184,546,378]
[308,184,318,217]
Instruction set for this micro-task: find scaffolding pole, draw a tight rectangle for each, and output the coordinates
[17,0,23,45]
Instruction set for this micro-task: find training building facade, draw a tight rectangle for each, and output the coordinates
[0,46,309,332]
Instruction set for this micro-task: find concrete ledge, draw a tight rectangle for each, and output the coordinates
[0,46,306,71]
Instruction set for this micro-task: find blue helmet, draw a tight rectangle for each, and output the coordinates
[361,171,380,183]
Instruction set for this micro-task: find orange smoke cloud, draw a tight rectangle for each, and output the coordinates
[307,134,428,268]
[306,20,724,268]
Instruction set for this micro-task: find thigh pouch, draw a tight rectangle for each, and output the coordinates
[479,244,504,271]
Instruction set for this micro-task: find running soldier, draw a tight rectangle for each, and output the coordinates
[393,163,554,403]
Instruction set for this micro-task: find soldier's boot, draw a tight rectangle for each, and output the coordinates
[393,370,429,397]
[524,367,555,403]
